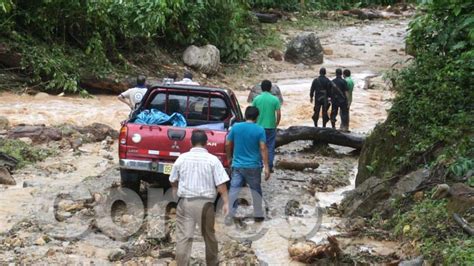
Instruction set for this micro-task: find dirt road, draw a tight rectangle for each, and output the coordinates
[0,16,411,264]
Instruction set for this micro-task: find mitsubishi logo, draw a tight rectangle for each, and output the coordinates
[171,141,180,150]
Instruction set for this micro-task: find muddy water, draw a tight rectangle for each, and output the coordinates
[0,93,129,128]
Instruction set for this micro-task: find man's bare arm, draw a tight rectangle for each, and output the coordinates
[259,142,270,180]
[170,181,178,198]
[118,95,132,108]
[217,183,229,215]
[276,109,281,127]
[225,140,233,163]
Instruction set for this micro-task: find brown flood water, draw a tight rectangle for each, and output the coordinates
[0,72,390,134]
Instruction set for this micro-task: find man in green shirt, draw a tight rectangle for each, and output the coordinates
[252,80,281,172]
[343,69,354,108]
[343,69,354,130]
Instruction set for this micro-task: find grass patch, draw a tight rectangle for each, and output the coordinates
[0,139,57,168]
[390,197,474,264]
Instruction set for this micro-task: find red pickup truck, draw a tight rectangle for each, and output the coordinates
[118,83,243,191]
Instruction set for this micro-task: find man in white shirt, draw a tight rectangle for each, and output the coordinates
[174,71,200,85]
[118,75,147,109]
[169,130,229,266]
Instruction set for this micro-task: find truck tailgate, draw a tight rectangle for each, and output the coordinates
[122,123,229,166]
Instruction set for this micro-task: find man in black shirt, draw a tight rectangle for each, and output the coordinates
[310,68,332,127]
[331,68,350,131]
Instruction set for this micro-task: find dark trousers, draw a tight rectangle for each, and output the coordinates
[330,101,349,129]
[312,99,330,127]
[264,129,276,170]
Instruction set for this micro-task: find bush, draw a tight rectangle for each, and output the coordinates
[357,0,474,182]
[0,0,255,92]
[358,1,474,263]
[0,139,56,168]
[392,198,474,263]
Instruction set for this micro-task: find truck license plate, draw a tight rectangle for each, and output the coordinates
[163,164,173,175]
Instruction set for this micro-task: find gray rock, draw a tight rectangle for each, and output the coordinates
[247,83,284,104]
[0,116,9,130]
[267,49,283,61]
[284,32,324,65]
[108,248,126,262]
[0,167,15,185]
[392,168,429,196]
[340,176,390,217]
[399,256,424,266]
[183,44,220,75]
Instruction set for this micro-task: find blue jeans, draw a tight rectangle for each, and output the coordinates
[265,129,276,170]
[228,167,263,218]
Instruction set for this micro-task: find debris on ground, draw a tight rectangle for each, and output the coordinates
[220,240,258,265]
[288,236,342,263]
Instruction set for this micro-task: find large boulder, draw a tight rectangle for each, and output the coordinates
[284,32,324,65]
[76,123,119,142]
[0,152,17,185]
[0,167,15,185]
[183,45,220,75]
[341,168,430,218]
[247,83,284,104]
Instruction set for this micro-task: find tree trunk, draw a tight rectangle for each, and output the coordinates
[276,126,365,149]
[276,160,319,171]
[254,12,279,23]
[79,76,132,94]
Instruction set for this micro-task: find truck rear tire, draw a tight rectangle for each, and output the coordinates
[120,169,141,193]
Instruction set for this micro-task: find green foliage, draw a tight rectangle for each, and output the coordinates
[0,0,256,92]
[358,0,474,182]
[0,139,56,168]
[392,198,474,263]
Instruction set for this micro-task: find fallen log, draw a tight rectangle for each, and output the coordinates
[276,160,319,171]
[342,8,394,20]
[453,213,474,236]
[0,152,18,171]
[79,76,132,94]
[276,126,365,149]
[254,12,279,23]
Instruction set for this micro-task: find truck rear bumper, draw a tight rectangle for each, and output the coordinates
[119,159,173,174]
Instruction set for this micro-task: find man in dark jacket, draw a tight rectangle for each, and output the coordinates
[310,68,332,127]
[331,68,350,131]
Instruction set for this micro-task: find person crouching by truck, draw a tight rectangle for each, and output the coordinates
[118,75,147,110]
[169,130,230,266]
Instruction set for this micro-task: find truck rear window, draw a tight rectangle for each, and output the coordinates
[148,92,229,122]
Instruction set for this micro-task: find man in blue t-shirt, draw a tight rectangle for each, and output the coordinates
[225,106,270,223]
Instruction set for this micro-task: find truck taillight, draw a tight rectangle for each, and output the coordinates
[119,126,128,159]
